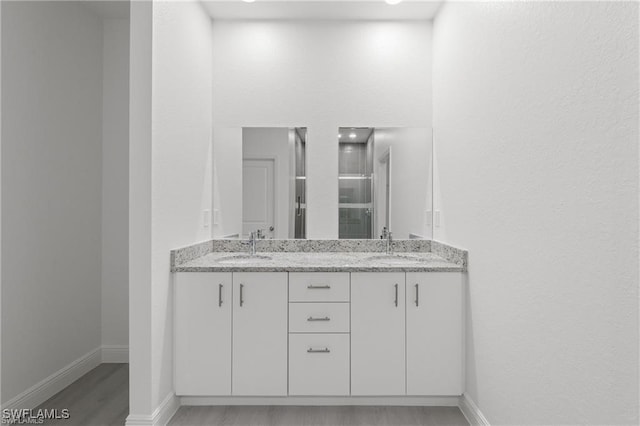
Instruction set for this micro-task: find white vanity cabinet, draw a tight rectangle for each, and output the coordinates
[406,272,463,396]
[174,272,287,397]
[351,272,406,395]
[232,272,288,396]
[174,269,463,399]
[351,272,463,396]
[175,272,232,396]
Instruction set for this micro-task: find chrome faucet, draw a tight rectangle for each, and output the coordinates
[381,227,388,240]
[385,229,393,255]
[248,231,257,256]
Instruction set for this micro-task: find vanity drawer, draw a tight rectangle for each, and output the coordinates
[289,334,350,396]
[289,303,350,333]
[289,272,350,302]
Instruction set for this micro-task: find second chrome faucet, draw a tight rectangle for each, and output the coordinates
[381,227,393,255]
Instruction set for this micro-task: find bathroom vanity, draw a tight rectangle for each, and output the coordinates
[171,239,467,402]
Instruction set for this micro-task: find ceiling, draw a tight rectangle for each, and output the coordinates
[201,0,443,21]
[338,128,374,144]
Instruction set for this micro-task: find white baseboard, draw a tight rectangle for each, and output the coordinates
[459,393,490,426]
[126,392,180,426]
[181,395,460,406]
[1,347,102,411]
[101,345,129,363]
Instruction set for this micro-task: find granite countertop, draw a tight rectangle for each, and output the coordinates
[173,251,463,273]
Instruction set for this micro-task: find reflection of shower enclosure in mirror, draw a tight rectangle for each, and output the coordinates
[338,128,374,239]
[338,127,433,240]
[293,128,306,239]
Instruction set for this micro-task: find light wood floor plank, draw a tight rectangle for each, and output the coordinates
[168,405,469,426]
[36,363,129,426]
[33,364,469,426]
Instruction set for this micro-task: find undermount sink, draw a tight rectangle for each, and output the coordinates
[217,254,272,263]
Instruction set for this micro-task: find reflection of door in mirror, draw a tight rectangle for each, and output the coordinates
[240,127,307,239]
[374,128,432,239]
[213,127,307,240]
[338,128,374,239]
[242,159,275,237]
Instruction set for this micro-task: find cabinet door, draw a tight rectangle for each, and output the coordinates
[351,272,405,395]
[406,272,463,395]
[175,272,232,396]
[232,272,288,396]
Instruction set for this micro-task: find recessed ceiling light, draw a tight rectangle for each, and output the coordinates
[243,0,256,3]
[349,133,357,139]
[385,0,402,4]
[338,134,343,138]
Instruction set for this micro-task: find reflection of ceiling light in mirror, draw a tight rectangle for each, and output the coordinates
[349,133,357,139]
[385,0,402,4]
[338,134,342,138]
[243,0,255,3]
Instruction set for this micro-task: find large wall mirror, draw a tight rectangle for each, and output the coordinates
[213,126,432,240]
[338,127,433,240]
[212,127,307,239]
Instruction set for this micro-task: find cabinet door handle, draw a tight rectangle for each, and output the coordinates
[307,347,330,353]
[394,283,398,307]
[307,316,330,322]
[307,285,331,289]
[218,284,223,307]
[239,284,244,307]
[415,283,419,307]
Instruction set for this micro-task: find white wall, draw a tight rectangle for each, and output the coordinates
[102,18,130,356]
[1,0,4,406]
[243,127,291,239]
[1,1,103,404]
[212,20,432,238]
[128,0,154,418]
[149,0,213,414]
[433,2,639,424]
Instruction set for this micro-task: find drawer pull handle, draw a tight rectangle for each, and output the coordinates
[307,347,330,353]
[307,316,330,322]
[394,283,398,307]
[239,284,244,307]
[218,284,223,307]
[307,285,331,289]
[415,283,419,307]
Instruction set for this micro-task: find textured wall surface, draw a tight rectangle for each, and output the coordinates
[102,17,130,353]
[1,1,103,404]
[151,0,213,411]
[211,20,432,238]
[433,2,639,424]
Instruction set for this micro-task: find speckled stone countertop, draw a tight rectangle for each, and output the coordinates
[173,251,463,273]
